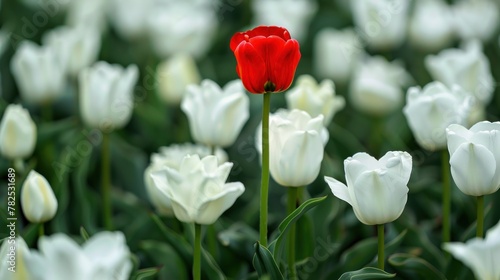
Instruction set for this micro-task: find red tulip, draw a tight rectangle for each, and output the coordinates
[230,26,301,94]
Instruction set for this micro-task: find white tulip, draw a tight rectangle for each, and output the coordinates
[313,28,363,84]
[181,79,249,147]
[444,219,500,280]
[24,232,132,280]
[10,41,66,104]
[403,82,472,151]
[325,151,412,225]
[452,0,499,42]
[425,41,494,105]
[0,237,33,280]
[66,0,108,32]
[350,56,412,116]
[42,26,101,78]
[351,0,410,50]
[408,0,454,52]
[79,62,139,130]
[0,104,37,160]
[109,0,154,40]
[251,0,317,42]
[446,122,500,196]
[150,155,245,225]
[156,53,201,105]
[286,75,344,126]
[21,170,57,223]
[147,3,217,59]
[256,109,328,187]
[144,143,228,216]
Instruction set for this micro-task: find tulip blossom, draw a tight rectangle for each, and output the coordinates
[325,151,412,225]
[256,109,328,187]
[444,220,500,280]
[10,41,66,105]
[403,82,472,151]
[181,79,250,147]
[230,26,301,94]
[446,122,500,196]
[23,232,132,280]
[286,75,345,126]
[150,155,245,225]
[21,170,58,223]
[0,104,37,160]
[156,53,201,105]
[0,237,33,280]
[144,143,228,216]
[79,62,139,131]
[452,0,499,42]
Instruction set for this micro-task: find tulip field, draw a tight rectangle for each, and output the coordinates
[1,0,500,279]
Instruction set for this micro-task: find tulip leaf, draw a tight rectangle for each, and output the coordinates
[270,196,328,261]
[384,229,407,257]
[79,226,90,241]
[253,242,284,280]
[218,222,259,262]
[338,267,396,280]
[140,240,188,280]
[388,253,446,280]
[130,267,161,280]
[340,237,378,271]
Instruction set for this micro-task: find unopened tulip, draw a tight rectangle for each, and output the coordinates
[21,170,58,223]
[156,53,201,105]
[0,104,37,160]
[256,109,328,187]
[444,220,500,280]
[79,62,139,131]
[446,122,500,196]
[286,75,344,126]
[325,151,412,225]
[150,155,245,225]
[181,79,249,147]
[403,82,472,151]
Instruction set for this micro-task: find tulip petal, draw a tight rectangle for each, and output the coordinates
[344,153,378,188]
[195,182,245,225]
[234,42,267,93]
[324,176,351,205]
[444,241,500,280]
[446,124,471,155]
[450,142,497,196]
[270,39,301,92]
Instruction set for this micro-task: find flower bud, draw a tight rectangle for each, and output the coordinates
[0,104,37,160]
[21,170,58,223]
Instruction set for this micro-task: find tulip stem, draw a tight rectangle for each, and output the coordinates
[287,187,298,278]
[39,223,44,237]
[476,195,484,238]
[441,151,451,243]
[193,223,202,280]
[377,224,385,270]
[101,133,113,230]
[260,92,271,246]
[207,145,218,258]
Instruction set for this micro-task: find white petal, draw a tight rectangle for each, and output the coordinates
[446,124,471,155]
[195,182,245,225]
[324,176,351,205]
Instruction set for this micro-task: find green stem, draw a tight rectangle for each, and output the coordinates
[442,151,451,243]
[260,92,271,246]
[370,117,383,158]
[39,223,44,237]
[377,224,385,270]
[101,133,112,230]
[476,196,484,238]
[193,223,202,280]
[287,187,298,278]
[41,103,53,122]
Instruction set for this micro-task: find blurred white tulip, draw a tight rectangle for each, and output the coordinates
[0,104,37,160]
[66,0,108,32]
[403,82,472,151]
[144,143,228,216]
[408,0,455,52]
[0,237,33,280]
[446,122,500,196]
[108,0,154,40]
[156,53,201,105]
[10,41,66,104]
[251,0,317,42]
[444,220,500,280]
[21,170,57,223]
[325,151,412,225]
[350,56,412,116]
[150,155,245,225]
[79,62,139,130]
[313,28,363,84]
[286,75,344,126]
[181,79,249,147]
[452,0,499,42]
[256,109,328,187]
[351,0,410,50]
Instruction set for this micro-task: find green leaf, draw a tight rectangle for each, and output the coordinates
[338,267,396,280]
[384,229,407,257]
[340,237,378,272]
[140,240,188,280]
[296,214,314,261]
[270,196,328,261]
[253,242,284,280]
[388,253,446,280]
[130,267,161,280]
[79,226,90,241]
[218,222,259,262]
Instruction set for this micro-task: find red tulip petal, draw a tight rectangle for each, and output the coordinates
[246,26,291,41]
[248,35,287,88]
[234,42,267,94]
[230,32,247,51]
[269,39,301,92]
